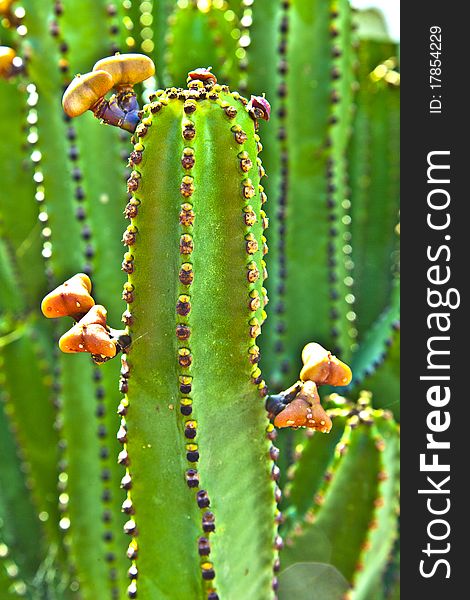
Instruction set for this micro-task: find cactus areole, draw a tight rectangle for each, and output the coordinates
[49,57,352,599]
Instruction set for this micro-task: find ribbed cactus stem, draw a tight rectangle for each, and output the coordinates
[265,0,358,390]
[118,77,277,599]
[281,393,399,597]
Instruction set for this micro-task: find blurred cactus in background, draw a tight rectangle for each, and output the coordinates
[0,1,399,599]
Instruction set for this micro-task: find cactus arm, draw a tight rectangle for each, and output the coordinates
[281,412,378,578]
[351,417,400,600]
[245,0,280,122]
[122,102,206,599]
[21,0,83,278]
[20,5,130,594]
[281,420,380,577]
[281,404,399,590]
[282,415,348,526]
[0,79,44,308]
[325,0,357,360]
[56,353,119,598]
[269,0,334,388]
[53,1,128,322]
[65,111,128,324]
[243,0,281,150]
[271,0,356,387]
[0,81,49,539]
[49,7,133,593]
[349,280,400,419]
[165,2,238,87]
[121,0,143,52]
[151,0,173,88]
[59,0,122,71]
[349,40,400,336]
[0,387,43,586]
[0,321,62,549]
[191,94,275,600]
[121,86,275,598]
[55,13,132,582]
[22,8,130,586]
[90,357,130,596]
[121,0,162,70]
[340,43,401,419]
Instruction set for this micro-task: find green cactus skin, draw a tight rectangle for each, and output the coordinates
[50,9,133,588]
[21,0,84,278]
[121,0,146,53]
[351,415,399,600]
[0,380,44,591]
[15,2,132,595]
[261,0,358,392]
[0,322,60,546]
[280,394,399,598]
[349,280,399,389]
[323,0,357,360]
[150,0,174,88]
[0,43,50,598]
[243,0,281,128]
[118,81,277,599]
[0,26,61,593]
[259,0,360,498]
[0,238,24,321]
[348,40,400,337]
[341,40,400,420]
[282,414,349,524]
[119,0,172,83]
[50,0,129,324]
[0,530,28,598]
[0,78,44,311]
[357,328,400,421]
[165,1,239,88]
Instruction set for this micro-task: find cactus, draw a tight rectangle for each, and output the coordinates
[0,2,399,599]
[281,392,400,599]
[100,67,276,599]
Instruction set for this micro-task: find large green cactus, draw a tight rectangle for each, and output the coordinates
[116,77,275,599]
[0,1,399,599]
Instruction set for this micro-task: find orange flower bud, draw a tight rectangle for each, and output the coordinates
[300,342,352,386]
[58,305,116,358]
[274,381,332,433]
[41,273,94,320]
